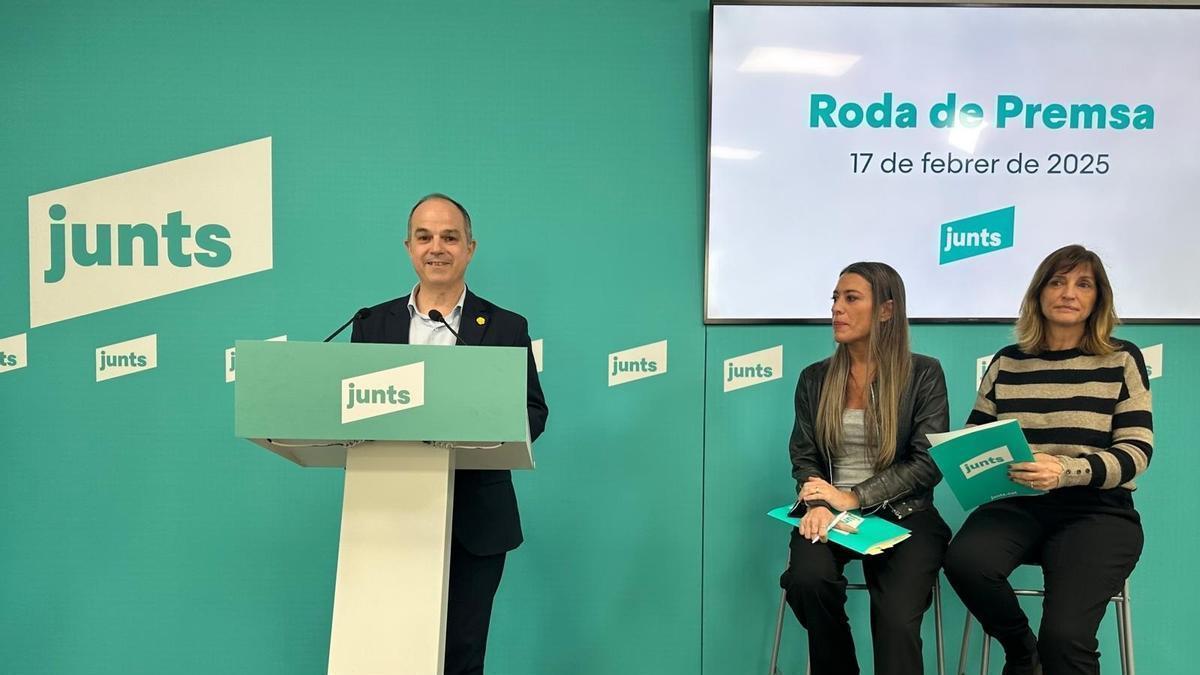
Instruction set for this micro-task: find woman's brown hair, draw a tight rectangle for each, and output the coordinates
[1015,244,1118,355]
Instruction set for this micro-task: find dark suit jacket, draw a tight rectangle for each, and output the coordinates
[350,288,548,556]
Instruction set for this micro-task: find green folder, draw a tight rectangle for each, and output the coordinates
[927,419,1043,511]
[768,505,911,555]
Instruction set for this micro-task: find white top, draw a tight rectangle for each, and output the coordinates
[406,283,465,346]
[832,409,878,489]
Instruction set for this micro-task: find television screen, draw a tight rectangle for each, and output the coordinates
[706,3,1200,322]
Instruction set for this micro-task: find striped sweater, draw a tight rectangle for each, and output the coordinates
[968,339,1153,490]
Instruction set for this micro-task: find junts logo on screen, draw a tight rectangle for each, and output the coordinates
[959,447,1014,478]
[27,138,273,327]
[939,205,1015,264]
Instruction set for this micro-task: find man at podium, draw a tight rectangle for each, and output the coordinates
[351,193,549,675]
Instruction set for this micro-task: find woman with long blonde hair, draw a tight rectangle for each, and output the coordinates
[781,262,950,674]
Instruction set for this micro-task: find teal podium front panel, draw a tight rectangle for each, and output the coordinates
[234,340,528,442]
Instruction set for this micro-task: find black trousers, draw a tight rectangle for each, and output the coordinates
[444,538,507,675]
[780,507,951,675]
[943,492,1143,675]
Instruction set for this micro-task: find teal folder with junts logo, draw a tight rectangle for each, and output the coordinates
[768,505,911,556]
[928,418,1043,511]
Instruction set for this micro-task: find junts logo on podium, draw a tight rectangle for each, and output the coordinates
[341,362,426,424]
[28,138,273,327]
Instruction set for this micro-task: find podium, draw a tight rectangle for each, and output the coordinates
[234,340,534,675]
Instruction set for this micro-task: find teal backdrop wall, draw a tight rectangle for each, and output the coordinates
[0,2,1194,674]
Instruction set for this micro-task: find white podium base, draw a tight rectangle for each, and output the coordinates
[326,441,455,675]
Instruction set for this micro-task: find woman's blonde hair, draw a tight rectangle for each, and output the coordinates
[815,262,912,470]
[1015,245,1118,355]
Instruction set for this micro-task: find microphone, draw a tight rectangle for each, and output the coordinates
[324,307,372,342]
[428,308,468,345]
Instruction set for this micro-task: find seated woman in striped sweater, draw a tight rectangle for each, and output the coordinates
[944,245,1153,675]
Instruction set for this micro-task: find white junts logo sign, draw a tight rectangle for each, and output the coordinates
[226,335,287,383]
[0,333,27,373]
[28,137,273,327]
[96,334,157,382]
[608,340,668,387]
[975,353,993,392]
[1142,343,1163,380]
[723,345,783,393]
[531,338,544,373]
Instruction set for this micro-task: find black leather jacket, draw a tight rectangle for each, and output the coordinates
[788,353,948,519]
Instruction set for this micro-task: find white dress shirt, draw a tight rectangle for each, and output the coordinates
[406,283,466,346]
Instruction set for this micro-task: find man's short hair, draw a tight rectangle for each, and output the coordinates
[408,193,473,241]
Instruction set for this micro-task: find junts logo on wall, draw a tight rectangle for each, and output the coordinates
[1142,343,1163,380]
[28,137,273,327]
[723,345,783,393]
[226,335,287,383]
[96,334,158,382]
[608,340,668,387]
[0,334,27,373]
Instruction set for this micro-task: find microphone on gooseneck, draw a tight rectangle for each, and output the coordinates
[324,307,372,342]
[427,309,468,345]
